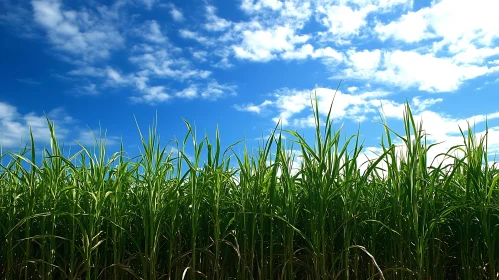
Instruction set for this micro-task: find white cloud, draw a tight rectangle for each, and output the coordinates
[362,106,499,174]
[411,96,442,111]
[449,43,499,65]
[375,0,499,71]
[20,0,499,111]
[131,77,235,104]
[75,129,119,147]
[375,10,430,43]
[176,85,198,99]
[369,96,440,120]
[129,46,212,80]
[32,0,124,61]
[78,83,99,95]
[377,51,491,92]
[0,1,38,37]
[235,100,273,114]
[191,50,208,62]
[316,0,411,40]
[281,44,344,61]
[344,49,381,78]
[376,0,499,46]
[0,102,18,121]
[68,66,107,77]
[139,0,156,9]
[344,50,495,92]
[236,85,452,128]
[233,26,309,62]
[236,87,392,127]
[213,57,233,69]
[204,5,231,31]
[241,0,312,29]
[169,5,184,22]
[106,67,129,85]
[278,0,313,28]
[317,4,375,38]
[167,0,316,66]
[241,0,283,12]
[130,75,170,104]
[131,84,170,104]
[16,78,41,85]
[0,101,118,149]
[372,99,405,119]
[179,29,214,45]
[139,20,167,43]
[201,81,237,100]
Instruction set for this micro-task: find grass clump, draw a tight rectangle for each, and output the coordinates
[1,95,498,279]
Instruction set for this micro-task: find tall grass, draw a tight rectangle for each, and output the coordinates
[1,95,498,279]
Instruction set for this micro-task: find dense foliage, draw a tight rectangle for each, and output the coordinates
[1,99,498,279]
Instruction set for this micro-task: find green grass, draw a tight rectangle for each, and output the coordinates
[1,95,498,279]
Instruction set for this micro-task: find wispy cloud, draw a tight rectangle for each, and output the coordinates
[165,4,184,22]
[16,78,41,85]
[201,81,237,100]
[203,5,231,31]
[179,29,215,45]
[235,100,273,114]
[4,0,498,111]
[31,0,124,61]
[0,0,38,37]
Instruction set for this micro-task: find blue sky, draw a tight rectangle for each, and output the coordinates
[1,0,499,165]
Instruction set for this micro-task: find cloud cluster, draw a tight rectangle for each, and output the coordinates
[20,0,236,104]
[3,0,497,104]
[178,0,499,93]
[344,50,495,92]
[0,101,115,149]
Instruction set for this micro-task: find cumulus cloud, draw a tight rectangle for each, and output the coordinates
[233,26,309,61]
[316,0,412,40]
[376,0,499,47]
[375,0,499,73]
[344,50,495,92]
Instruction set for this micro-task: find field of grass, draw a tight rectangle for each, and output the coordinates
[1,97,498,279]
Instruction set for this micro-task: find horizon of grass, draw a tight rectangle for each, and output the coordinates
[1,93,498,279]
